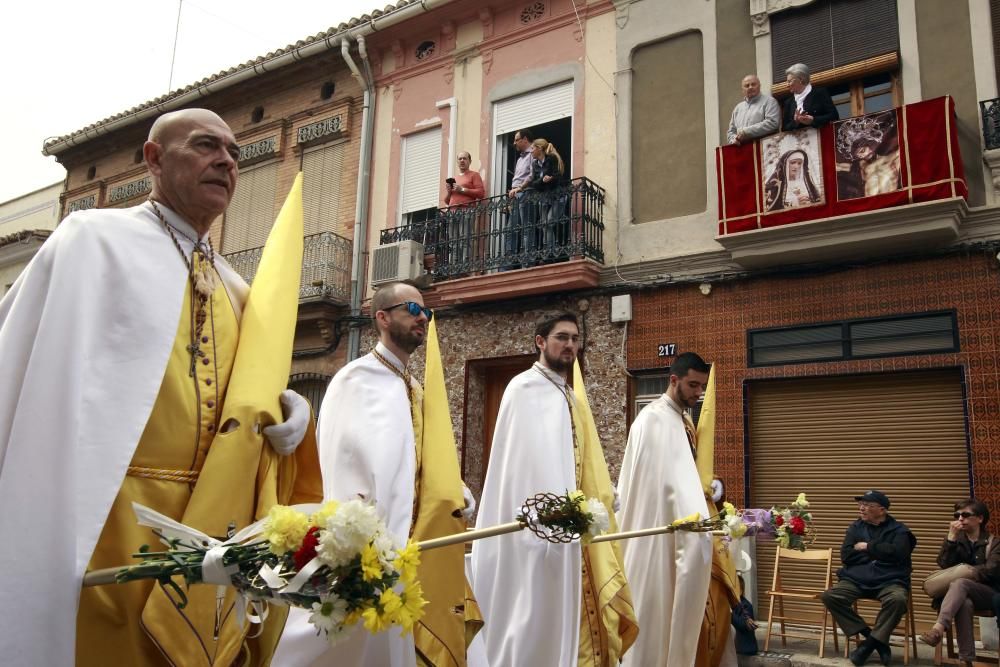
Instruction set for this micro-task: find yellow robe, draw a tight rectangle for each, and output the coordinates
[76,262,238,666]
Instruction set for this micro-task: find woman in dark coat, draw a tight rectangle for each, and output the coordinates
[782,62,839,131]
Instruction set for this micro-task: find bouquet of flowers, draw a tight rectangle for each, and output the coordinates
[106,499,426,646]
[726,493,814,550]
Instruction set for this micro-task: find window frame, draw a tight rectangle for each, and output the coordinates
[771,53,902,121]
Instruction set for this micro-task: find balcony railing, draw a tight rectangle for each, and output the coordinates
[981,97,1000,150]
[379,177,605,280]
[223,230,352,303]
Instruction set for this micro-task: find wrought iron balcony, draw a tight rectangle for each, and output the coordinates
[223,230,352,303]
[981,97,1000,150]
[378,177,605,280]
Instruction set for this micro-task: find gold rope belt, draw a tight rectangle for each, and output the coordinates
[126,465,200,483]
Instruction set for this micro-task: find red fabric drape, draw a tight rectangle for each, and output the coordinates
[717,96,967,236]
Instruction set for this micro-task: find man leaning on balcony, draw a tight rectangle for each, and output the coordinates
[502,127,534,270]
[727,74,781,146]
[443,151,485,269]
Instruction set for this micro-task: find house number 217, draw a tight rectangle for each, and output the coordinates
[657,343,676,357]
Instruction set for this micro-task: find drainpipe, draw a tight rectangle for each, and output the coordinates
[436,97,458,178]
[342,34,376,361]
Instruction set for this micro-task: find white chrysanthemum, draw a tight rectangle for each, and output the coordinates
[586,498,610,537]
[317,499,382,569]
[373,530,399,573]
[309,594,348,637]
[724,513,748,538]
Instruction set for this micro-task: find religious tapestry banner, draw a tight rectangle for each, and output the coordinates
[716,96,967,235]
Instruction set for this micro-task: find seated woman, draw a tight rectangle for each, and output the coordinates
[920,498,1000,666]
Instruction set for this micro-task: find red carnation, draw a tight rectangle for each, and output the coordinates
[774,515,784,527]
[790,516,806,535]
[293,526,321,570]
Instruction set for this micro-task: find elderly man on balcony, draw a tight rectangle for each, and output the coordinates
[443,151,485,270]
[727,74,780,146]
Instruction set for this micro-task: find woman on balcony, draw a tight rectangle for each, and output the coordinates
[525,138,566,262]
[920,498,1000,667]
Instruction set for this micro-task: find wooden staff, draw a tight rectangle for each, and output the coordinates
[588,523,725,544]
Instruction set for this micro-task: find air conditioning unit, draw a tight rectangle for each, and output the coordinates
[371,240,425,287]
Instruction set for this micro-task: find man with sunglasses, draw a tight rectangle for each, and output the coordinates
[274,281,478,666]
[472,311,637,666]
[820,490,916,666]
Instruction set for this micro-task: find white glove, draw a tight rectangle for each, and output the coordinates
[710,479,724,503]
[461,484,477,522]
[262,389,310,456]
[612,484,621,514]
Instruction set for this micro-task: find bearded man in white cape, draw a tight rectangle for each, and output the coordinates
[0,109,311,667]
[616,351,715,667]
[273,281,481,666]
[471,311,637,667]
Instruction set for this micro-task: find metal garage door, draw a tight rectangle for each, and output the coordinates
[749,369,970,633]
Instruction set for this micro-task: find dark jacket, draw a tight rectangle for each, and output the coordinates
[526,154,564,192]
[937,531,1000,587]
[782,86,839,131]
[837,515,916,590]
[731,596,758,655]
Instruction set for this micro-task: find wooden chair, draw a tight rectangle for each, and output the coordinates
[845,592,919,665]
[764,547,840,658]
[934,610,999,666]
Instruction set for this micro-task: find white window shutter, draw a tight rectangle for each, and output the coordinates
[400,128,442,215]
[493,81,574,136]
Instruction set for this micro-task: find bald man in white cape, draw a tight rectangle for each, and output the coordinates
[616,354,713,667]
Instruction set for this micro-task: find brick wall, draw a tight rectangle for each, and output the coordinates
[626,251,1000,511]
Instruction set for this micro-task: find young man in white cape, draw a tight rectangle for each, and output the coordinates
[616,351,715,667]
[471,311,637,667]
[0,109,311,666]
[273,281,481,666]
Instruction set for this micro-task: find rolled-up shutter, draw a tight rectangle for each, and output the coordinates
[400,128,442,217]
[749,369,969,633]
[492,81,574,136]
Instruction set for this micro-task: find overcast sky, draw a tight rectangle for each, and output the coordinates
[0,0,379,203]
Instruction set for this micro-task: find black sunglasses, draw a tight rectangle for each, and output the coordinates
[954,511,977,519]
[384,301,433,320]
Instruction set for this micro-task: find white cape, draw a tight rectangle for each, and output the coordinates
[616,395,712,667]
[470,364,580,667]
[0,203,246,666]
[273,342,417,666]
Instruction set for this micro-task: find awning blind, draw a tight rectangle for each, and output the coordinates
[222,161,278,253]
[302,142,345,236]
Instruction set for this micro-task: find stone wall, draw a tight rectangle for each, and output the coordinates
[355,293,631,501]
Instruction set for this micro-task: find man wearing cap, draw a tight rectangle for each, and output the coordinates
[820,491,916,666]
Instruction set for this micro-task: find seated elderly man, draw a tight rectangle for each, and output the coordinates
[727,74,780,145]
[782,62,839,131]
[820,491,916,666]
